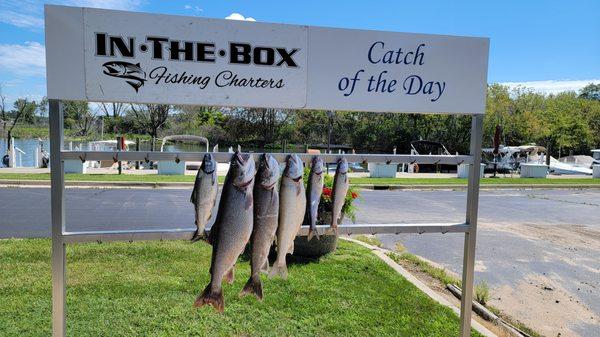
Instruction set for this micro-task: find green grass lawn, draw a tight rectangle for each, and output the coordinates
[350,177,599,185]
[0,239,482,337]
[0,172,598,186]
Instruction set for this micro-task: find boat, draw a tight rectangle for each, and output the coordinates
[549,156,593,175]
[87,139,135,168]
[410,140,455,173]
[482,145,546,173]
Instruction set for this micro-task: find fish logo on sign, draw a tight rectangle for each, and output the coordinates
[102,61,147,93]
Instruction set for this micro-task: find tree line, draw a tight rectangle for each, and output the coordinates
[2,83,599,156]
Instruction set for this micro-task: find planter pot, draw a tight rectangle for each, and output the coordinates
[293,233,338,258]
[292,211,341,258]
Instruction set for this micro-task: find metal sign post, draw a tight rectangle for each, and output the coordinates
[45,5,488,337]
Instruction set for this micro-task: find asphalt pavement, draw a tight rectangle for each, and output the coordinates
[1,187,598,335]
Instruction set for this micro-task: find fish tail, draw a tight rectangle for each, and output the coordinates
[268,262,288,280]
[240,276,263,300]
[194,283,224,313]
[190,228,205,243]
[331,214,338,228]
[308,223,320,241]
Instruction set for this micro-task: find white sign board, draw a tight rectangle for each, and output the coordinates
[45,5,489,114]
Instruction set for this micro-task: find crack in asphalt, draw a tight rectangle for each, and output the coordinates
[526,194,600,207]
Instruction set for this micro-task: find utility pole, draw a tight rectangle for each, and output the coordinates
[326,110,335,173]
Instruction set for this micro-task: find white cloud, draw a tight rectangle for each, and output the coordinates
[225,12,256,22]
[0,0,143,29]
[70,0,142,11]
[500,79,600,95]
[184,4,203,12]
[0,10,44,28]
[0,41,46,77]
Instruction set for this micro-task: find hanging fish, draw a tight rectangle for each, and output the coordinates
[305,156,324,241]
[331,158,349,229]
[241,153,280,300]
[194,152,255,312]
[190,153,218,242]
[270,154,306,279]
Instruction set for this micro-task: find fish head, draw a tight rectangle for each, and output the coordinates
[230,152,255,190]
[284,154,304,180]
[257,153,280,189]
[102,61,145,77]
[336,158,349,174]
[201,153,216,174]
[102,62,127,76]
[311,157,324,175]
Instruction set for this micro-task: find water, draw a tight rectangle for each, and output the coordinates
[0,138,294,167]
[0,138,50,168]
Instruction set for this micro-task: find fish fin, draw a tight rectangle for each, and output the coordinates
[125,80,142,93]
[190,185,197,204]
[224,266,235,285]
[207,225,218,245]
[268,262,288,280]
[240,276,263,300]
[245,193,253,210]
[194,283,224,313]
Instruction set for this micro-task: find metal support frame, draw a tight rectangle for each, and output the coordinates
[460,114,484,337]
[49,99,484,337]
[49,99,66,337]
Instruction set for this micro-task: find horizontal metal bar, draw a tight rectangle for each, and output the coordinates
[60,151,473,165]
[61,223,469,243]
[62,228,197,243]
[301,223,470,235]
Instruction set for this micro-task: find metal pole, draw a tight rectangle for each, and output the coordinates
[49,99,66,337]
[135,137,140,170]
[460,114,483,337]
[117,136,122,175]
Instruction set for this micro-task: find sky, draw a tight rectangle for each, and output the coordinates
[0,0,599,104]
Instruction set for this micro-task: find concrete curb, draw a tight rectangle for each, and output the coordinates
[355,183,600,190]
[342,237,498,337]
[0,180,193,189]
[1,179,598,190]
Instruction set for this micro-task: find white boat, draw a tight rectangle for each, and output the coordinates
[549,156,593,175]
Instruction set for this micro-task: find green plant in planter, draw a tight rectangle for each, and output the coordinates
[303,167,360,223]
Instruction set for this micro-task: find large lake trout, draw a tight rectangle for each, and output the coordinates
[190,153,218,242]
[241,153,280,300]
[305,157,324,241]
[270,154,305,279]
[195,152,255,312]
[331,158,349,229]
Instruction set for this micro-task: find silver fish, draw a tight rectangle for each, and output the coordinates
[190,153,218,242]
[240,154,280,300]
[270,154,306,279]
[331,158,349,229]
[194,152,255,312]
[305,157,324,241]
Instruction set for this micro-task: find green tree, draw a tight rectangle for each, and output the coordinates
[63,101,95,137]
[579,83,600,101]
[129,104,171,151]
